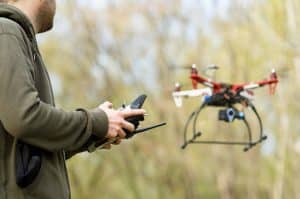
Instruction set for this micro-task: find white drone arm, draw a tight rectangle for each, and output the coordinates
[239,90,254,101]
[172,88,212,107]
[243,83,260,90]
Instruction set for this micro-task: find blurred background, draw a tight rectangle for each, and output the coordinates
[38,0,300,198]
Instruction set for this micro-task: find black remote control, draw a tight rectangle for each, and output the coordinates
[122,94,147,138]
[87,95,166,152]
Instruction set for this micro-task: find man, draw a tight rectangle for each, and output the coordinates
[0,0,145,198]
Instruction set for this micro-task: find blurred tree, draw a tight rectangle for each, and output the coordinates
[38,0,300,198]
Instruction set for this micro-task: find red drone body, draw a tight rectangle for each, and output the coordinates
[190,66,278,95]
[173,64,279,151]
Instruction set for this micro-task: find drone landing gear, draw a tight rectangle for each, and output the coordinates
[181,131,202,149]
[182,135,267,151]
[243,135,267,152]
[181,102,267,152]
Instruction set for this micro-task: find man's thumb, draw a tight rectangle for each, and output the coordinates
[100,101,113,109]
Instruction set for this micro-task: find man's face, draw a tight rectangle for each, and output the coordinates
[37,0,56,33]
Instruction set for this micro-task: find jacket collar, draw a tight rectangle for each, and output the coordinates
[0,3,35,41]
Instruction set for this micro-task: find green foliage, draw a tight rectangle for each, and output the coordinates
[39,0,300,198]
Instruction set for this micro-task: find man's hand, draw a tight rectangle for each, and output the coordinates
[98,101,146,149]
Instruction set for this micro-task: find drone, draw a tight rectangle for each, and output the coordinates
[172,64,279,151]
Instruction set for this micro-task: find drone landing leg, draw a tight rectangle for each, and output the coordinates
[182,131,202,149]
[244,135,267,152]
[181,111,197,149]
[243,103,268,152]
[181,103,206,149]
[181,101,268,152]
[242,117,253,152]
[193,132,202,139]
[181,131,202,149]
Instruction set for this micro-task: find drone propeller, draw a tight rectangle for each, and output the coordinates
[204,64,219,71]
[170,64,219,71]
[269,68,278,95]
[168,65,193,70]
[170,64,219,81]
[203,64,219,80]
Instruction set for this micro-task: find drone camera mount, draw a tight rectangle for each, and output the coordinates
[218,108,245,123]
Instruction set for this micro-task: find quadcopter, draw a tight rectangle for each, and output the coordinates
[172,64,279,151]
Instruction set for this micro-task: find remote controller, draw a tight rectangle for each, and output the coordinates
[122,94,147,138]
[87,95,166,152]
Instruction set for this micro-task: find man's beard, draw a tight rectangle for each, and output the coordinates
[36,0,56,33]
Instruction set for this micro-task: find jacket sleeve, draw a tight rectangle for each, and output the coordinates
[0,33,108,152]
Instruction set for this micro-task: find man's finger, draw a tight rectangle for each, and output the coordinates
[106,131,118,139]
[121,120,135,132]
[116,127,126,138]
[120,109,146,118]
[112,139,122,145]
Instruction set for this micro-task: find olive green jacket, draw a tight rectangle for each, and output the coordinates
[0,4,108,199]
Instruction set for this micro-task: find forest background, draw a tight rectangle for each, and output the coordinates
[38,0,300,198]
